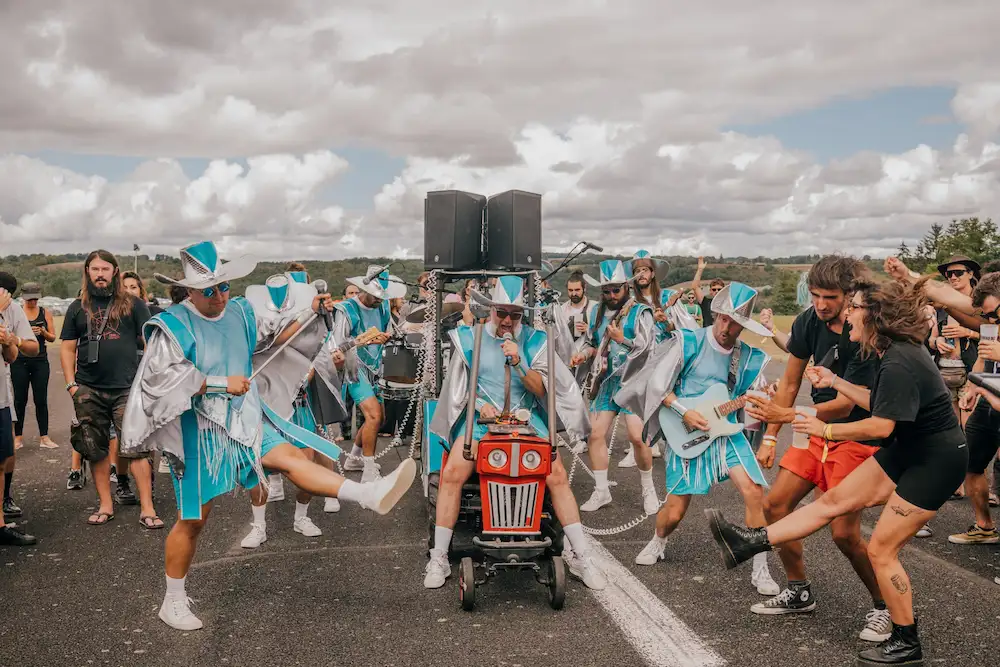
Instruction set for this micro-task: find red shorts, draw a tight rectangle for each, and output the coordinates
[779,435,879,493]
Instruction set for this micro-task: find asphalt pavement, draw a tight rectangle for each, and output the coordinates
[2,352,998,667]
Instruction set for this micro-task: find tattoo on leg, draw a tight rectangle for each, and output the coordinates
[890,504,918,517]
[890,574,909,594]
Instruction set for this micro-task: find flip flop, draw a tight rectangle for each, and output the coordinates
[139,515,165,530]
[87,511,114,526]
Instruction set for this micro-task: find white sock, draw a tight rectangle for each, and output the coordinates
[594,469,609,492]
[562,523,589,558]
[251,503,266,525]
[639,468,654,491]
[753,552,768,570]
[363,455,375,468]
[337,479,365,505]
[294,502,309,520]
[651,532,668,548]
[351,444,363,458]
[433,526,453,554]
[165,575,186,597]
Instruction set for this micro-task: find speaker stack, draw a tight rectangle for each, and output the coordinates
[423,189,542,271]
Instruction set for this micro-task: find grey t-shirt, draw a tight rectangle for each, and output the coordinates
[0,304,38,410]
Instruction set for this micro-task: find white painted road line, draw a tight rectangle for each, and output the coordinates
[585,535,726,667]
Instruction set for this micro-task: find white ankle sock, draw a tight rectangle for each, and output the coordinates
[639,468,654,490]
[651,532,668,548]
[363,455,375,468]
[251,503,266,525]
[433,526,454,553]
[294,502,309,520]
[752,552,768,570]
[594,469,609,492]
[563,523,588,557]
[337,479,365,505]
[165,575,186,596]
[351,444,363,458]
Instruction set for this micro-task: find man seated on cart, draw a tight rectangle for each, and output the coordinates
[424,276,607,591]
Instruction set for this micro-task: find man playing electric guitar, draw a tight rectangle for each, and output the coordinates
[615,282,779,595]
[570,260,659,515]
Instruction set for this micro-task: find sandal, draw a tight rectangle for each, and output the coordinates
[139,515,165,530]
[989,493,999,508]
[87,511,114,526]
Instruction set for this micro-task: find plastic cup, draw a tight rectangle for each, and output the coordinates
[981,324,998,341]
[792,406,817,449]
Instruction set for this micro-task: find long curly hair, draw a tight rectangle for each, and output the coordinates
[852,278,930,356]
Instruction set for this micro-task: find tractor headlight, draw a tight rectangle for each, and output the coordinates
[487,449,508,469]
[521,449,542,470]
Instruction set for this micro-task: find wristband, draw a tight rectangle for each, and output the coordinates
[516,360,529,377]
[296,309,313,325]
[670,400,688,417]
[65,382,78,392]
[206,376,229,393]
[761,435,777,448]
[823,424,834,441]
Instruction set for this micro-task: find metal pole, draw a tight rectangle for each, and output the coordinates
[435,274,444,395]
[250,313,318,380]
[546,303,558,457]
[463,319,485,461]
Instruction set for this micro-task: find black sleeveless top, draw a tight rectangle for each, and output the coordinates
[24,307,48,356]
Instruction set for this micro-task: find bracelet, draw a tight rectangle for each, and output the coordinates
[206,376,229,393]
[823,424,834,441]
[761,435,777,448]
[65,382,78,392]
[670,400,688,417]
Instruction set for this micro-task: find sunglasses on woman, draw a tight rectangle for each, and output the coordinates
[944,269,968,278]
[201,282,231,298]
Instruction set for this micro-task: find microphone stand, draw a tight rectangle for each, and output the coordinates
[540,242,598,284]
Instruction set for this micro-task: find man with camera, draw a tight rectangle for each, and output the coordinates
[60,250,158,527]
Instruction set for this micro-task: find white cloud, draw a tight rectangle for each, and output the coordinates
[1,2,999,260]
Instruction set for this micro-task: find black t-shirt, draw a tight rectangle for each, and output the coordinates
[700,296,714,327]
[787,307,878,425]
[870,342,964,450]
[60,295,151,390]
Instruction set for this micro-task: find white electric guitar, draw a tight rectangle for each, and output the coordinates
[658,383,748,459]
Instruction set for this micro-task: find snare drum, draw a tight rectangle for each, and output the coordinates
[379,379,419,439]
[383,337,420,384]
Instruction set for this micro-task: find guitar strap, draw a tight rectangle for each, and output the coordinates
[727,341,741,396]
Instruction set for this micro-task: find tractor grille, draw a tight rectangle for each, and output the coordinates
[486,481,539,529]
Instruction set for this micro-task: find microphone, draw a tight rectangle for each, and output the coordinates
[362,263,392,285]
[311,279,333,331]
[583,241,604,252]
[502,332,514,365]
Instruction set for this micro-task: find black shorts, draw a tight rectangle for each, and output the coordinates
[0,407,13,463]
[964,401,1000,474]
[70,385,143,463]
[874,435,968,511]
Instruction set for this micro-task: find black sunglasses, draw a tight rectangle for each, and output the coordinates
[945,269,969,278]
[981,305,1000,323]
[495,309,523,321]
[602,286,625,295]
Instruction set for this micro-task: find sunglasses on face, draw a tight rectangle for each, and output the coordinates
[201,282,231,298]
[981,305,1000,323]
[710,286,723,293]
[602,286,625,296]
[945,269,969,278]
[495,309,523,321]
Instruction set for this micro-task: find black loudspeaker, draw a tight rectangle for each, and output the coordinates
[485,190,542,270]
[424,190,485,270]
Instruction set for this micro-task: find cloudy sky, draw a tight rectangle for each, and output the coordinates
[2,1,999,261]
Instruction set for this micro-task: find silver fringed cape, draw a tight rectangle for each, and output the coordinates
[429,322,591,446]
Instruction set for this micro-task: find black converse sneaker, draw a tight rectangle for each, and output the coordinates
[856,621,923,665]
[705,508,771,568]
[750,585,817,615]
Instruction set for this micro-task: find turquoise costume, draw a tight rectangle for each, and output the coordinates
[585,301,651,415]
[662,327,768,495]
[334,296,391,404]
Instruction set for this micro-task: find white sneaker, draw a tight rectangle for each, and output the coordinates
[343,456,365,472]
[423,548,451,589]
[635,536,667,565]
[915,524,932,538]
[361,463,381,484]
[751,560,780,596]
[641,486,660,516]
[240,523,267,549]
[158,594,203,631]
[564,549,607,590]
[266,476,285,503]
[651,443,663,458]
[293,516,322,537]
[571,440,589,455]
[580,487,612,512]
[158,457,171,474]
[617,448,637,468]
[361,458,416,515]
[859,607,892,642]
[324,497,341,513]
